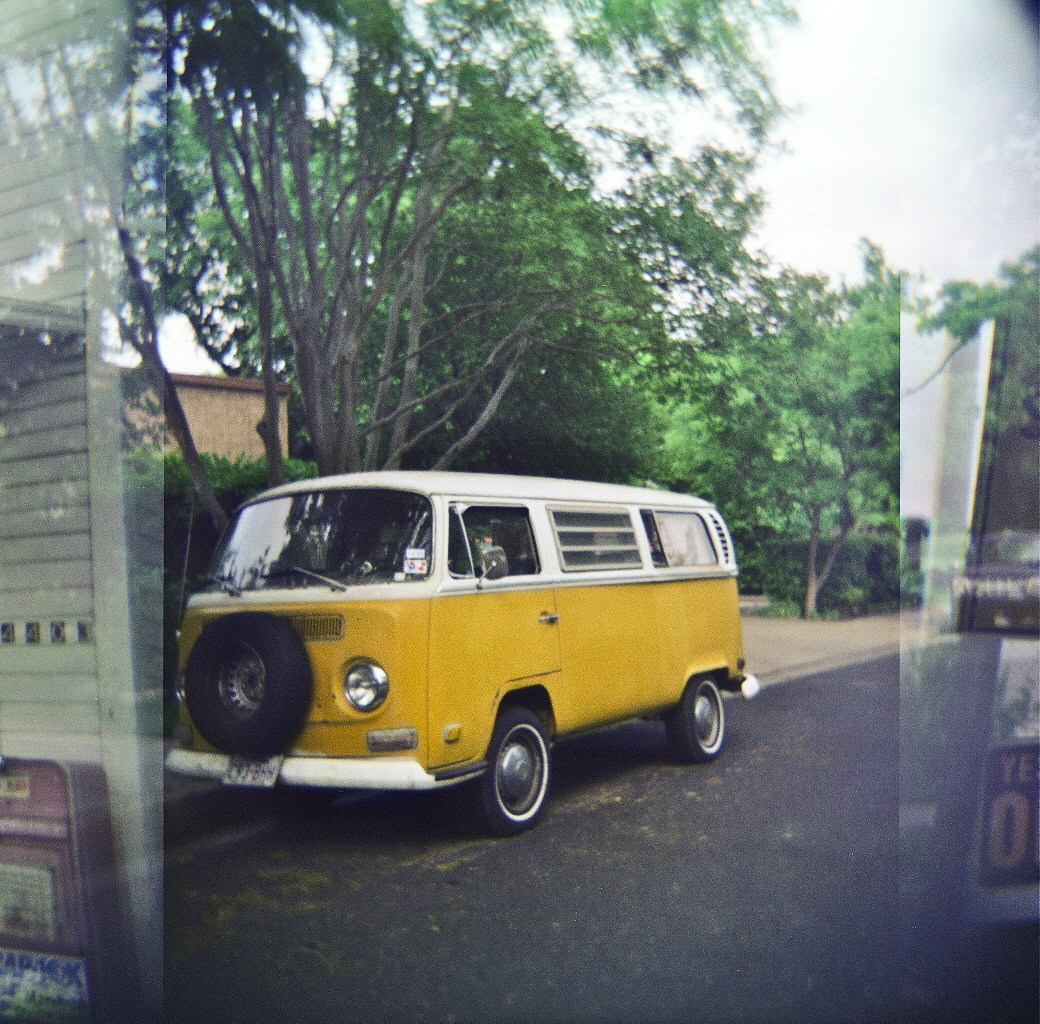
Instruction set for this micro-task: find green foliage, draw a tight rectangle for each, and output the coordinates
[757,533,900,618]
[912,245,1040,392]
[443,355,661,483]
[921,245,1040,343]
[655,242,901,615]
[163,0,790,478]
[141,448,317,696]
[611,149,766,353]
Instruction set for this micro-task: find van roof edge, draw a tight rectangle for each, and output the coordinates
[246,471,714,509]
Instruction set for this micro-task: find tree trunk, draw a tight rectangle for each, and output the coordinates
[256,272,285,486]
[803,515,820,618]
[158,361,228,533]
[114,223,228,532]
[803,512,856,619]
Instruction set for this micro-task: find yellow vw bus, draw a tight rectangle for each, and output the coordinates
[165,472,759,835]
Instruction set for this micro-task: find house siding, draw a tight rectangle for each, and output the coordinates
[0,331,97,745]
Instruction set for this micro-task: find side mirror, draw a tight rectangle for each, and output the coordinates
[479,546,509,582]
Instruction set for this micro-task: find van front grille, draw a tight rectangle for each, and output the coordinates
[288,614,344,641]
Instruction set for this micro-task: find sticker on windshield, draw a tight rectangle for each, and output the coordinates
[404,550,428,575]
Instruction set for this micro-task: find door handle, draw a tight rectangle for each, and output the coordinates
[538,612,559,625]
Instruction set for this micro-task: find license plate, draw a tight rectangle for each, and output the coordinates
[0,774,29,800]
[222,755,283,788]
[978,744,1039,888]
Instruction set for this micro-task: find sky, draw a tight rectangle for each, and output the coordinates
[161,0,1040,518]
[748,0,1038,520]
[752,0,1038,286]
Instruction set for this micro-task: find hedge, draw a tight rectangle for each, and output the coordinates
[758,531,901,618]
[126,449,318,700]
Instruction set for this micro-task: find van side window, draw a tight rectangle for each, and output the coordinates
[649,510,719,567]
[551,508,642,570]
[640,510,668,568]
[448,508,474,577]
[451,506,540,578]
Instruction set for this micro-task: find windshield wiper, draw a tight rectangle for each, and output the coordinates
[275,565,348,592]
[204,574,242,597]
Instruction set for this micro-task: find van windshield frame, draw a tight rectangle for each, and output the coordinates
[203,488,433,592]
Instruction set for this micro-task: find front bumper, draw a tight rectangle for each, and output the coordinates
[165,747,476,791]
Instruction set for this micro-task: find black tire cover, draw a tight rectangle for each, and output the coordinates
[184,612,313,759]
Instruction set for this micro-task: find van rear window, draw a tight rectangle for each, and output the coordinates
[643,510,719,567]
[551,509,642,571]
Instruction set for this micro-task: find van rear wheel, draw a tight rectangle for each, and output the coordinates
[666,677,725,763]
[474,707,550,836]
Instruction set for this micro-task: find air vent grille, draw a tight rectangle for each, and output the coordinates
[707,514,732,565]
[289,614,344,641]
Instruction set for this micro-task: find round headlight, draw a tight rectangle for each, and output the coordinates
[343,662,390,712]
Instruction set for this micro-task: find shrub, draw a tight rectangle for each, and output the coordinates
[148,450,317,705]
[759,531,900,618]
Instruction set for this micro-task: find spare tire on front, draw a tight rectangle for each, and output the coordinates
[184,612,313,760]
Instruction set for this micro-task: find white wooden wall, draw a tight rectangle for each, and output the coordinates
[0,0,161,1016]
[0,327,99,755]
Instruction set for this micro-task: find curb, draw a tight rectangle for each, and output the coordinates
[751,644,901,687]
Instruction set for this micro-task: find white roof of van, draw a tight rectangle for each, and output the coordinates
[250,471,714,509]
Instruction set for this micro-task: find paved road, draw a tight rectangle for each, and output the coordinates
[740,610,902,685]
[165,654,903,1024]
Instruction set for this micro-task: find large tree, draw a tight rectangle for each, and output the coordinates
[166,0,791,479]
[660,242,901,616]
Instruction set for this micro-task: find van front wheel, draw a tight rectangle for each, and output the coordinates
[666,677,725,763]
[475,708,550,836]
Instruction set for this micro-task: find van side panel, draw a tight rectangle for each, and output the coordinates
[427,589,562,769]
[652,576,743,692]
[551,581,661,732]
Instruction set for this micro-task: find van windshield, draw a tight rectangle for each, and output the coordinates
[204,488,433,592]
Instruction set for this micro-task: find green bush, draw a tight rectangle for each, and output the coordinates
[759,531,900,618]
[726,519,766,595]
[150,450,317,704]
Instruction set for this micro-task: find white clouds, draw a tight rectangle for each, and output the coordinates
[753,0,1038,286]
[750,0,1038,519]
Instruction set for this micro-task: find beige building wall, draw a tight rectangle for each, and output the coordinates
[171,373,289,459]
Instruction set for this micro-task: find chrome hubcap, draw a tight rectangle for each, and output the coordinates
[695,692,718,744]
[215,643,266,720]
[497,731,541,811]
